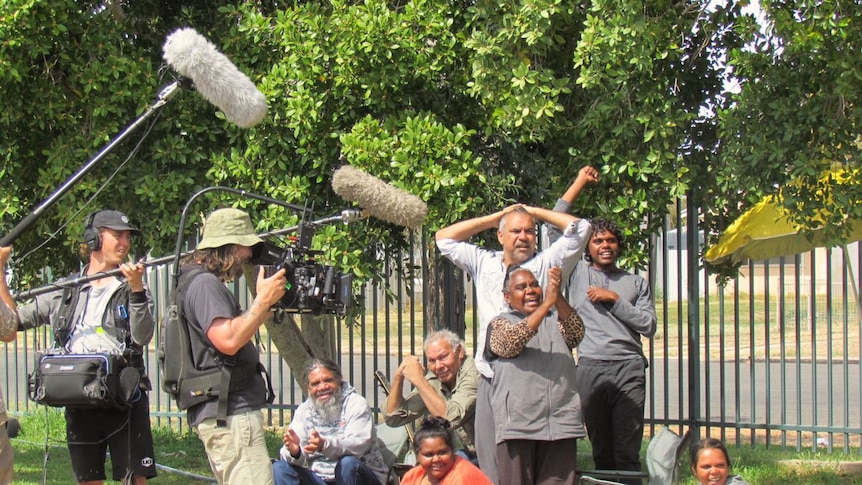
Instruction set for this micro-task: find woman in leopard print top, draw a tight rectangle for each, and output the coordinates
[482,265,585,485]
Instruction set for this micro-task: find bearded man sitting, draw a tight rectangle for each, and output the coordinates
[273,358,389,485]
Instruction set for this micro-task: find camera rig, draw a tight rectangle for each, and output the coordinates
[250,223,351,316]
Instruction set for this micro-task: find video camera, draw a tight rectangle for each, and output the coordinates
[251,224,351,317]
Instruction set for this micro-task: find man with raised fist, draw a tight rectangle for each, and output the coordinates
[551,168,657,485]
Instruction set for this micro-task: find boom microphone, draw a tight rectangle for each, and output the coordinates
[162,27,268,128]
[331,165,428,229]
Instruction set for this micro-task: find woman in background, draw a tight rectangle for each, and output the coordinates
[690,438,749,485]
[400,417,491,485]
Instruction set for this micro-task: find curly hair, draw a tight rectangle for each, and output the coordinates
[181,246,246,282]
[586,217,625,262]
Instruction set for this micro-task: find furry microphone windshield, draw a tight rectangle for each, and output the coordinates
[163,28,268,128]
[331,165,428,229]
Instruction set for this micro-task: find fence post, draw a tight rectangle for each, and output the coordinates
[687,193,701,438]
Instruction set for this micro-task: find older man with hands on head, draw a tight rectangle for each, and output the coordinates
[384,329,478,461]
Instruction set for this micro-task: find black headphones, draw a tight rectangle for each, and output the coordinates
[83,211,102,252]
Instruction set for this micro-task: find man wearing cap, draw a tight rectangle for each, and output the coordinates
[0,210,157,484]
[177,208,287,485]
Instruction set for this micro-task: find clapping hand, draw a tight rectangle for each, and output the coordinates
[283,428,302,458]
[304,430,325,455]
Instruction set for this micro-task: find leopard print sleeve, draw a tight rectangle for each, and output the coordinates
[488,317,538,359]
[558,310,585,350]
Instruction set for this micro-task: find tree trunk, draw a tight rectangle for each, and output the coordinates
[264,313,335,390]
[424,232,466,338]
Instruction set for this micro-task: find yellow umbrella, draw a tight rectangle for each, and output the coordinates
[704,167,862,264]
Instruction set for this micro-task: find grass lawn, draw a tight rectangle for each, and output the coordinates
[8,409,862,484]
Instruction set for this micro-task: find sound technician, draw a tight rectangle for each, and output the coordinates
[0,211,157,484]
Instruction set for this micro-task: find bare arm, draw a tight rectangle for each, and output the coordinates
[0,246,17,312]
[207,266,286,355]
[523,206,578,231]
[435,204,523,241]
[0,246,18,342]
[560,166,599,205]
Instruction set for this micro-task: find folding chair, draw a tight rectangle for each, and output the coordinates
[376,421,416,485]
[578,426,692,485]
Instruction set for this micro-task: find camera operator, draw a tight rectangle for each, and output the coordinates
[177,208,286,485]
[0,211,157,485]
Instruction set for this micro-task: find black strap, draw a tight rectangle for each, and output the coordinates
[55,281,82,348]
[260,362,275,405]
[175,267,242,426]
[216,365,232,427]
[175,267,276,425]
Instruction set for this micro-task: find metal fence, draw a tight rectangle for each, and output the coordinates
[2,224,861,453]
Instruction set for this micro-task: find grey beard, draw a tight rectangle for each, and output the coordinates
[311,386,344,423]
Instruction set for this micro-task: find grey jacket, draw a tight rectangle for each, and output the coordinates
[486,309,584,442]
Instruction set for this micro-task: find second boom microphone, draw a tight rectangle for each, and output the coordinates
[162,28,268,128]
[331,165,428,229]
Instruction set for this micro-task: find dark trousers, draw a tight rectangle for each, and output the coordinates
[577,357,646,483]
[272,456,382,485]
[495,438,578,485]
[474,375,499,484]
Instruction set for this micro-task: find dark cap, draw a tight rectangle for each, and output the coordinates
[91,210,139,233]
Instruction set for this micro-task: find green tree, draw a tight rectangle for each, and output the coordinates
[11,0,859,381]
[701,0,862,279]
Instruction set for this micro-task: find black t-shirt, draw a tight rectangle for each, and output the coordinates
[182,268,268,426]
